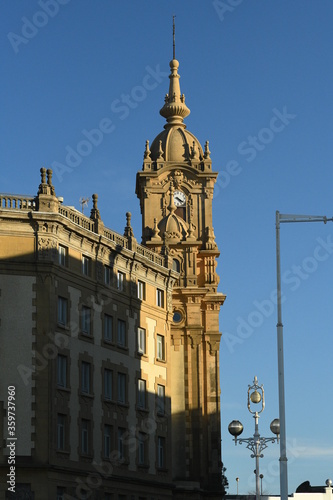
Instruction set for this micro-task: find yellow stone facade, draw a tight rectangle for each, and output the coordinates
[0,51,226,500]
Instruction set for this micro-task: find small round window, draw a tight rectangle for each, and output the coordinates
[173,311,182,323]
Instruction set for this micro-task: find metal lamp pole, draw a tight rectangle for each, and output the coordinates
[228,376,280,500]
[276,211,333,500]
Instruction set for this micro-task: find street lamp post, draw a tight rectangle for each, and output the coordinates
[260,474,264,496]
[228,376,280,500]
[275,212,333,500]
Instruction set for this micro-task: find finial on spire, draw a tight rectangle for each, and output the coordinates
[159,17,190,127]
[173,15,176,60]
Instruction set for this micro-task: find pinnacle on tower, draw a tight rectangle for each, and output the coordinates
[159,17,190,128]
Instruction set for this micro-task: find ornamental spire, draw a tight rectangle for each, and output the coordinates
[173,15,176,60]
[159,17,190,128]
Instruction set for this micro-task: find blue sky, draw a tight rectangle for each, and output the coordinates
[2,0,333,494]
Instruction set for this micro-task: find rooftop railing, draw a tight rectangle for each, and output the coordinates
[0,194,37,210]
[103,228,129,249]
[58,205,95,231]
[0,193,167,268]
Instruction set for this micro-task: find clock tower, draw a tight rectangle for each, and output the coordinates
[136,48,226,493]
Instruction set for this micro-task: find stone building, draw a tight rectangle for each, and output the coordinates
[0,50,226,499]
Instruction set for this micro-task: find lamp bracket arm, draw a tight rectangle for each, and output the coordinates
[278,213,333,224]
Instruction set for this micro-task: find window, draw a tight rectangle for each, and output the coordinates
[81,361,91,394]
[157,385,165,415]
[82,255,90,276]
[104,369,113,400]
[137,379,146,409]
[137,327,146,354]
[156,334,165,361]
[117,427,126,461]
[57,297,68,326]
[81,419,90,454]
[57,354,67,388]
[81,306,91,335]
[117,373,126,404]
[104,424,112,458]
[105,266,111,286]
[157,436,165,468]
[117,271,124,291]
[137,280,145,300]
[57,414,66,450]
[173,310,183,323]
[156,289,164,308]
[172,258,180,272]
[58,245,67,266]
[117,319,126,347]
[57,487,66,500]
[104,314,113,342]
[138,432,146,465]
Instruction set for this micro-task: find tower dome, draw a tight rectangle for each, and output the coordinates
[150,126,203,163]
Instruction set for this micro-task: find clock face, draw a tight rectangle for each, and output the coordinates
[174,190,186,207]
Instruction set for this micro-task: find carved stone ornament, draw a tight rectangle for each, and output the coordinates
[38,237,57,261]
[172,169,183,188]
[162,193,168,217]
[167,290,173,311]
[204,187,214,199]
[205,226,217,250]
[206,335,220,354]
[164,230,181,240]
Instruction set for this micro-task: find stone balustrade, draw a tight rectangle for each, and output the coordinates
[58,205,95,231]
[0,194,36,210]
